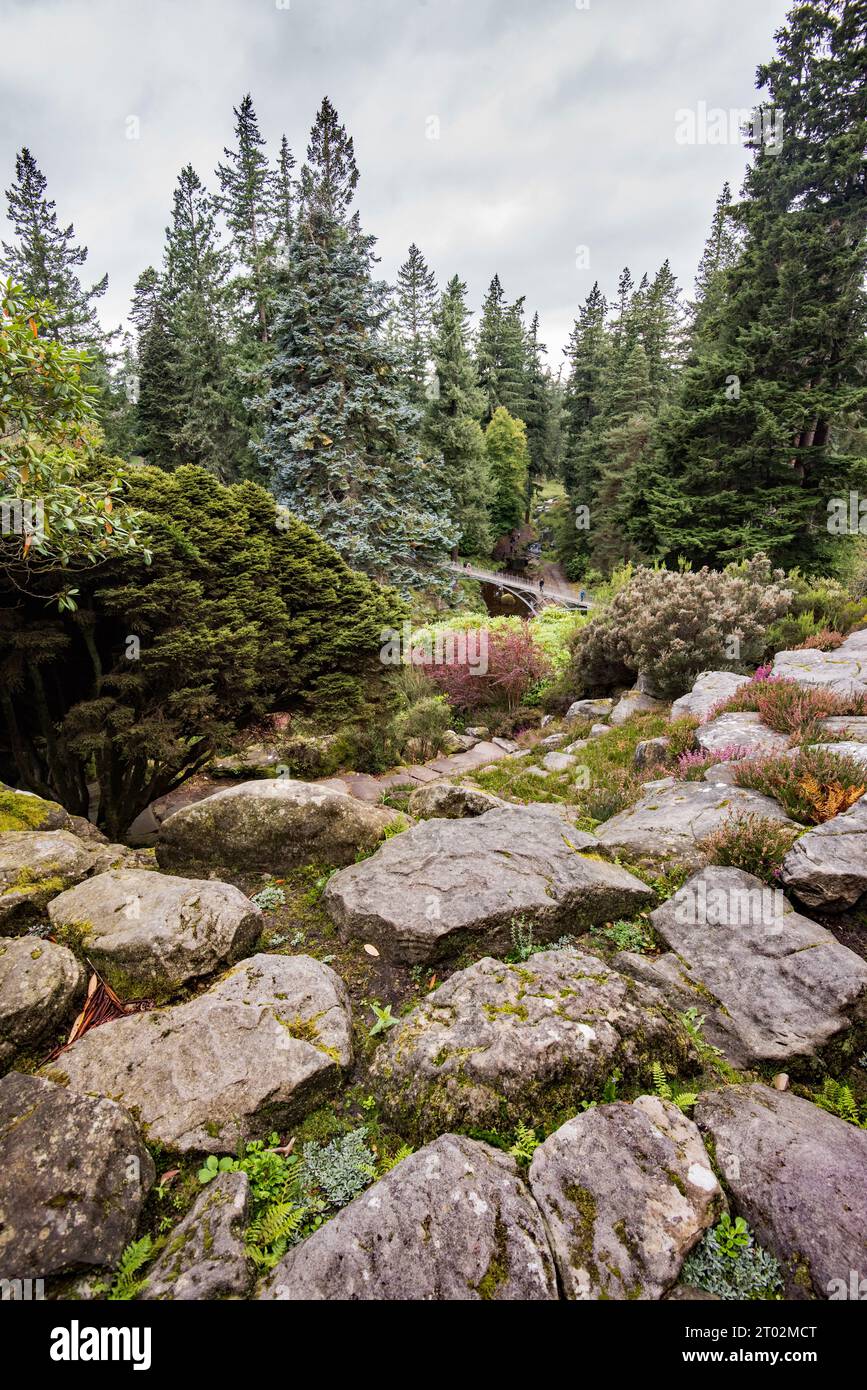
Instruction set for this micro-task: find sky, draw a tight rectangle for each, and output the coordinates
[0,0,792,368]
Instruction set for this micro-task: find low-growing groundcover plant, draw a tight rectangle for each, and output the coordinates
[700,813,803,883]
[681,1215,783,1300]
[708,673,867,741]
[733,746,866,825]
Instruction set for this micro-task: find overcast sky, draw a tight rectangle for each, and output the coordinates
[0,0,792,366]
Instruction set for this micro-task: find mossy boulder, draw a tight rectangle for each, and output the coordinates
[0,788,71,834]
[0,830,104,933]
[370,949,698,1141]
[0,937,86,1066]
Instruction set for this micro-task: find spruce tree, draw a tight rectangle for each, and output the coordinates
[522,311,551,505]
[476,274,507,421]
[393,243,438,404]
[274,135,296,257]
[692,182,741,333]
[1,148,107,351]
[130,266,183,468]
[258,99,456,590]
[631,0,867,572]
[426,274,491,555]
[163,164,243,479]
[216,93,278,347]
[486,406,529,538]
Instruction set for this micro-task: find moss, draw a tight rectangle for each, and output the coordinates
[276,1012,342,1064]
[50,918,94,954]
[0,790,63,832]
[472,1211,511,1300]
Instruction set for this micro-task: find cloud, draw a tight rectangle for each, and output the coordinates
[0,0,791,362]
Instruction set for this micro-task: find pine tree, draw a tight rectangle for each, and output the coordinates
[216,93,278,346]
[638,259,685,410]
[393,243,438,404]
[258,99,457,590]
[631,0,867,572]
[588,342,653,573]
[486,406,529,538]
[561,283,609,499]
[426,274,491,555]
[163,164,243,479]
[522,311,551,505]
[274,135,296,257]
[476,274,507,421]
[1,148,107,350]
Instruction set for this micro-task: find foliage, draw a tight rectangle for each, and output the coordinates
[107,1235,158,1301]
[0,279,146,598]
[589,917,654,954]
[301,1127,377,1207]
[388,692,452,761]
[566,556,791,697]
[425,625,551,713]
[250,884,286,911]
[367,1002,400,1036]
[709,673,866,739]
[650,1061,699,1112]
[485,406,529,537]
[508,1122,541,1166]
[675,745,751,781]
[733,746,866,825]
[681,1218,783,1301]
[700,813,802,883]
[0,464,401,836]
[810,1077,867,1128]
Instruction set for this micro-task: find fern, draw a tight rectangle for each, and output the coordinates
[379,1143,414,1174]
[651,1060,698,1112]
[245,1201,307,1270]
[813,1078,867,1128]
[508,1122,540,1166]
[107,1235,158,1301]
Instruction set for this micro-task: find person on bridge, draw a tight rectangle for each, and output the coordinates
[539,577,545,593]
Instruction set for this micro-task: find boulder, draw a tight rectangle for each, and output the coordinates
[565,698,614,723]
[406,782,507,820]
[670,671,751,723]
[370,950,696,1139]
[258,1134,558,1301]
[210,744,282,778]
[0,830,104,932]
[156,777,402,874]
[695,1083,867,1298]
[634,736,670,771]
[528,1097,722,1300]
[542,750,576,772]
[323,806,653,964]
[780,793,867,912]
[595,782,795,871]
[590,723,609,738]
[696,712,789,757]
[48,954,352,1153]
[47,869,262,1001]
[0,1072,154,1279]
[609,691,667,726]
[464,726,490,739]
[772,630,867,698]
[640,867,867,1068]
[440,730,478,754]
[140,1171,251,1300]
[0,937,86,1065]
[0,787,72,833]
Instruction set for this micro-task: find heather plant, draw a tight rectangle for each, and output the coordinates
[709,675,867,740]
[733,747,866,825]
[700,812,802,883]
[567,555,791,698]
[675,744,751,781]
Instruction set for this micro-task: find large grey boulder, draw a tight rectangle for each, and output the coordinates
[0,1072,154,1279]
[638,867,867,1069]
[370,950,696,1140]
[0,937,86,1065]
[528,1097,723,1300]
[696,712,789,757]
[156,777,402,874]
[772,629,867,698]
[323,806,653,964]
[258,1134,558,1301]
[781,793,867,912]
[565,698,614,723]
[406,782,507,819]
[47,868,262,1001]
[596,782,796,870]
[695,1083,867,1299]
[609,691,667,726]
[48,954,352,1153]
[140,1171,251,1300]
[0,787,72,833]
[670,671,751,723]
[0,830,102,932]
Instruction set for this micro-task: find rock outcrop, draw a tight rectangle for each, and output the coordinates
[0,937,86,1065]
[670,671,751,722]
[780,793,867,912]
[596,782,795,870]
[140,1171,251,1300]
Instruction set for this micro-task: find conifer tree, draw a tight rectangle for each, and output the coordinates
[162,164,244,479]
[630,0,867,572]
[216,93,278,347]
[692,182,741,333]
[522,311,551,504]
[561,283,609,500]
[130,266,183,467]
[259,98,456,590]
[1,148,107,351]
[426,274,491,555]
[393,243,438,404]
[274,135,296,253]
[475,274,507,421]
[486,406,529,538]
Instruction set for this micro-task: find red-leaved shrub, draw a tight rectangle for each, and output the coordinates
[425,627,551,712]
